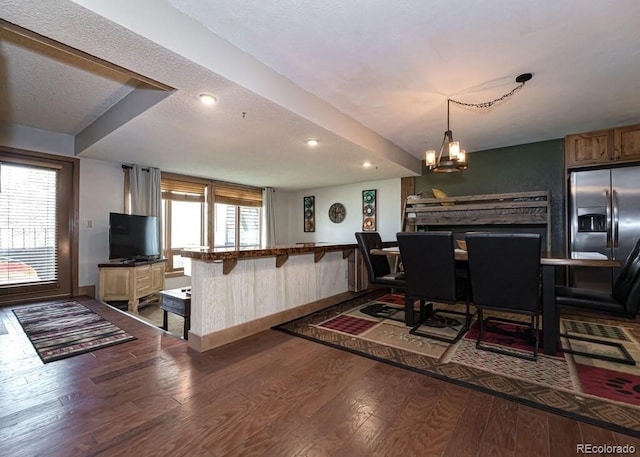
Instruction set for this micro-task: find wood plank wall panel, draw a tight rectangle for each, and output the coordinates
[400,176,415,231]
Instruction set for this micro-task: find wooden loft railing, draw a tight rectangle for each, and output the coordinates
[403,190,551,252]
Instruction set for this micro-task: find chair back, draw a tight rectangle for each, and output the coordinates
[612,237,640,314]
[355,232,391,282]
[396,231,458,303]
[466,232,541,313]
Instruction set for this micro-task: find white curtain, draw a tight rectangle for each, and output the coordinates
[129,165,162,254]
[129,165,161,217]
[262,187,277,247]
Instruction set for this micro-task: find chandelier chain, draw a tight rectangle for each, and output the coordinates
[427,73,531,172]
[449,82,525,109]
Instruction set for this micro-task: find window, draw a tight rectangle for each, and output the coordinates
[0,163,57,285]
[239,206,261,247]
[161,177,207,274]
[213,182,262,248]
[0,149,76,304]
[149,173,263,275]
[214,204,261,248]
[214,203,236,248]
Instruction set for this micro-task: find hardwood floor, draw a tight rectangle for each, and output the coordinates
[1,296,639,457]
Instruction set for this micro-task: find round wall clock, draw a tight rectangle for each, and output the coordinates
[328,203,346,223]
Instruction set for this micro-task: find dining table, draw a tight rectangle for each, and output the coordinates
[370,246,619,356]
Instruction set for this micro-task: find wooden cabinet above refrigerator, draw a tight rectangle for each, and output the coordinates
[565,123,640,169]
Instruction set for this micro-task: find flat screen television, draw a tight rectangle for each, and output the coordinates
[109,212,160,261]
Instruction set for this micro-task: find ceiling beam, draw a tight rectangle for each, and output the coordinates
[74,83,175,155]
[0,19,174,92]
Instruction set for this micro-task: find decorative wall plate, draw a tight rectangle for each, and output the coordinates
[363,217,375,229]
[328,202,346,223]
[363,190,376,204]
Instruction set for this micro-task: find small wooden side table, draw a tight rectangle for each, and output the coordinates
[159,288,191,340]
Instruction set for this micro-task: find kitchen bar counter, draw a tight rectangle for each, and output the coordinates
[181,242,359,352]
[182,242,356,274]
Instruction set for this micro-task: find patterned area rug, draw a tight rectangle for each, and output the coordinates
[13,301,136,363]
[275,291,640,437]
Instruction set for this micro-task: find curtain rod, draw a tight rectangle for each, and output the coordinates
[123,165,272,191]
[121,164,150,172]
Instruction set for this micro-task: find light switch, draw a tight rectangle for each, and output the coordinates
[85,219,93,229]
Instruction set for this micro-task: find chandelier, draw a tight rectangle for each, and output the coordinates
[426,73,533,173]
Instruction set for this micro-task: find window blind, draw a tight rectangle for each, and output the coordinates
[161,177,206,202]
[0,163,58,286]
[214,182,262,207]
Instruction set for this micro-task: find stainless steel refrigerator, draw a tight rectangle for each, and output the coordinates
[568,165,640,292]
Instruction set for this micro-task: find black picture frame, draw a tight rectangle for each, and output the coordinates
[362,189,377,231]
[303,196,315,232]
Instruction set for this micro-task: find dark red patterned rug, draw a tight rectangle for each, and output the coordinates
[319,314,378,335]
[464,319,563,357]
[576,364,640,406]
[13,301,136,363]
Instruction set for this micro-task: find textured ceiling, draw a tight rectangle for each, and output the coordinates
[2,0,640,190]
[0,26,137,135]
[167,0,640,155]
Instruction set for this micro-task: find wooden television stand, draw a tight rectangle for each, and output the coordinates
[98,258,166,313]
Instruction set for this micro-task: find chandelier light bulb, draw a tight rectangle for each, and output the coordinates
[449,141,460,160]
[426,150,436,166]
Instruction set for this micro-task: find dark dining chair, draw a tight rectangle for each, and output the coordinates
[554,237,640,365]
[466,232,542,360]
[355,232,407,322]
[396,231,471,338]
[355,231,405,290]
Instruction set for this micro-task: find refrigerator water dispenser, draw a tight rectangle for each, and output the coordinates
[577,212,606,232]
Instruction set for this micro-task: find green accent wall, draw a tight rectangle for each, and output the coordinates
[414,139,565,255]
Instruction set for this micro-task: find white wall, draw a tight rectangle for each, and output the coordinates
[275,178,403,245]
[78,158,124,287]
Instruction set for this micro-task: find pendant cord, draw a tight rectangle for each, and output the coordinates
[449,81,527,109]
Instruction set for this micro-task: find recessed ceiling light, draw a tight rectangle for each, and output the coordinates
[305,139,319,147]
[199,94,217,105]
[363,161,373,168]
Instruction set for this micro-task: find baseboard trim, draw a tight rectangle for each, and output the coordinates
[76,285,96,298]
[188,290,370,352]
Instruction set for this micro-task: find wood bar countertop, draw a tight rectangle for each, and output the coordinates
[181,242,357,274]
